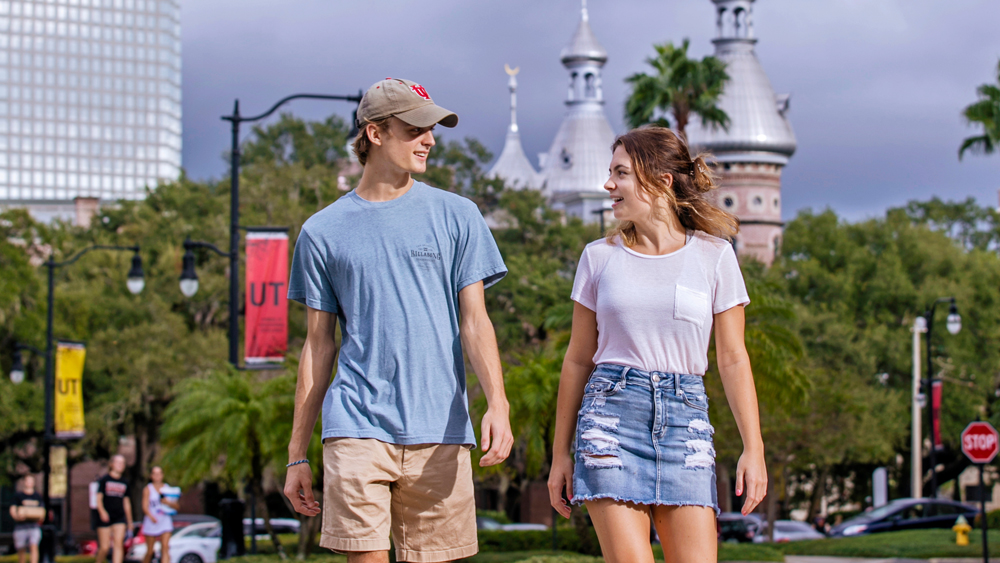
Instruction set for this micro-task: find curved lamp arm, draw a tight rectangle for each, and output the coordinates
[223,93,363,124]
[50,244,140,267]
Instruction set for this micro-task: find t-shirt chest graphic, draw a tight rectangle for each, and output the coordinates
[104,481,127,497]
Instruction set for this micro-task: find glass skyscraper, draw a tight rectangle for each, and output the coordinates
[0,0,181,222]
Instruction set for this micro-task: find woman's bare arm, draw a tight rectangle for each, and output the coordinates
[548,302,599,518]
[714,305,767,514]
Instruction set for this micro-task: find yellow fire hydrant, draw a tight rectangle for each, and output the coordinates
[953,514,972,546]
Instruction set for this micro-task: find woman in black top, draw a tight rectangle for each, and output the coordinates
[96,455,133,563]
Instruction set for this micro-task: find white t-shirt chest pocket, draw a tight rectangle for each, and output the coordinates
[674,284,709,328]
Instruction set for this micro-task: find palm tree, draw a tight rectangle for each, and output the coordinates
[625,39,730,142]
[959,60,1000,160]
[160,368,297,559]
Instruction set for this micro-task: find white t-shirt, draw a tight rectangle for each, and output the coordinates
[570,232,750,375]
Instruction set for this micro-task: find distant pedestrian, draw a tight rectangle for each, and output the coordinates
[10,475,44,563]
[283,77,513,563]
[89,478,101,532]
[548,127,768,563]
[96,455,133,563]
[141,466,177,563]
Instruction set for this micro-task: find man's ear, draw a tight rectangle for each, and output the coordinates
[367,123,384,147]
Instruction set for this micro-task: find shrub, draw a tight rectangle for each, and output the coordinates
[477,529,599,554]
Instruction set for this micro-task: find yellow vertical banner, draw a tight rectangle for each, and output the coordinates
[55,341,86,439]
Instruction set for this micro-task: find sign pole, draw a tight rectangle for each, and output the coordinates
[961,421,997,563]
[981,463,989,563]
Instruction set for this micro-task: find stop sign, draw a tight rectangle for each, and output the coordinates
[962,422,1000,464]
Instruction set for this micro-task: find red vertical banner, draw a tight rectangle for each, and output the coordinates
[245,229,289,365]
[932,380,943,450]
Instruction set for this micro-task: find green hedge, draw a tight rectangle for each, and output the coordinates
[477,529,595,554]
[986,508,1000,529]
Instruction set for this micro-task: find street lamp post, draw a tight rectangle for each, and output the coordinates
[924,297,961,499]
[181,93,361,369]
[591,208,607,234]
[912,316,926,498]
[9,245,144,563]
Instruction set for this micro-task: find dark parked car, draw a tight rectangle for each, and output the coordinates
[828,498,978,537]
[717,512,762,543]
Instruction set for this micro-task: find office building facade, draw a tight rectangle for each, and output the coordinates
[0,0,181,222]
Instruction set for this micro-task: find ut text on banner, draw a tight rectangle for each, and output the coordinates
[245,229,289,365]
[55,341,86,439]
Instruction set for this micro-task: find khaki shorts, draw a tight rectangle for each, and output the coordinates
[320,438,478,563]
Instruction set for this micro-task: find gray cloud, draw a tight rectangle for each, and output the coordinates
[180,0,1000,220]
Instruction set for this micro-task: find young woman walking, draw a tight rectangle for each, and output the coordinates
[548,127,768,563]
[141,466,178,563]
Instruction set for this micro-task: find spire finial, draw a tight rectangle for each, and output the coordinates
[504,64,519,133]
[581,0,589,22]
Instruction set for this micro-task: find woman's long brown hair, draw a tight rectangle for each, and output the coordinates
[606,127,739,247]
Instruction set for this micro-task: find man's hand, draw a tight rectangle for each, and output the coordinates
[283,464,321,516]
[479,405,513,467]
[99,510,109,523]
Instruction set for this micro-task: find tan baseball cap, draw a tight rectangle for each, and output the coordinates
[357,78,459,129]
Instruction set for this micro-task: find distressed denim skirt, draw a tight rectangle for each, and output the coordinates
[571,363,719,514]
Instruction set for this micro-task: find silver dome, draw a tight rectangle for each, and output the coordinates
[488,68,542,190]
[687,38,797,165]
[560,7,608,64]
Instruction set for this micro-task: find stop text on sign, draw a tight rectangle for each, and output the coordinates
[961,421,1000,464]
[964,433,997,452]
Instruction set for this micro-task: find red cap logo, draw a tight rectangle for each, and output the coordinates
[411,84,430,100]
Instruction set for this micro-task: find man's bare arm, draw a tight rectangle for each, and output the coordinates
[459,281,513,467]
[283,306,338,516]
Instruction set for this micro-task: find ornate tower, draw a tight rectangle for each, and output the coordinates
[687,0,796,265]
[539,0,616,221]
[488,65,542,190]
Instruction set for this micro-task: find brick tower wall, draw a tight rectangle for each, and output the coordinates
[709,162,784,266]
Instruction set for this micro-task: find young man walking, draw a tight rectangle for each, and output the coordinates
[283,77,513,563]
[10,476,44,563]
[96,455,133,563]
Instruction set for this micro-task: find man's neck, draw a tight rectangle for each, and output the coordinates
[355,160,414,203]
[23,488,34,495]
[110,471,122,479]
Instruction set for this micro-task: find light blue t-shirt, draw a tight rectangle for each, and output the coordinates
[287,182,507,446]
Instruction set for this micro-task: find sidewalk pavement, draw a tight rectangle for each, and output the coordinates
[779,557,996,563]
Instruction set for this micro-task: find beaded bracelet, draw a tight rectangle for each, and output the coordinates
[286,459,309,468]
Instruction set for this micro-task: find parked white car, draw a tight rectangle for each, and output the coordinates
[126,522,221,563]
[752,520,826,543]
[476,516,548,532]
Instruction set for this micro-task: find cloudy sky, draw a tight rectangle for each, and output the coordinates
[180,0,1000,221]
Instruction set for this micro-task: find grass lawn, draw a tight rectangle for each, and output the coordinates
[0,558,95,563]
[228,542,783,562]
[778,528,1000,559]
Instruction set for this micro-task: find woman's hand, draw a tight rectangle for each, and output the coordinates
[735,446,767,515]
[150,516,158,524]
[547,452,575,519]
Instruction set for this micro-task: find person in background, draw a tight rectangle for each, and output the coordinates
[96,455,133,563]
[141,466,178,563]
[89,477,101,534]
[10,475,44,563]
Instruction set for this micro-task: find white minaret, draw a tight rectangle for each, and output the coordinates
[539,0,616,222]
[687,0,797,265]
[487,65,541,190]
